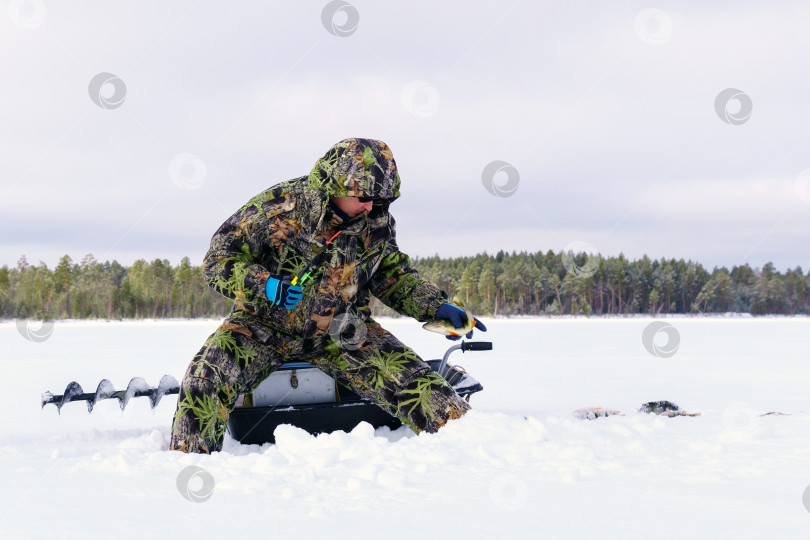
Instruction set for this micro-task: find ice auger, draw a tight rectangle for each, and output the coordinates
[41,375,180,414]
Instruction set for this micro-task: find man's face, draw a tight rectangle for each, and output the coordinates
[331,196,374,218]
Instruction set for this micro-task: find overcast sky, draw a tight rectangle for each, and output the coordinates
[2,1,809,272]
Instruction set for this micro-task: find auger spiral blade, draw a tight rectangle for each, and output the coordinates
[41,375,180,414]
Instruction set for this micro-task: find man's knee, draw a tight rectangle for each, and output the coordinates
[170,376,236,454]
[396,370,471,433]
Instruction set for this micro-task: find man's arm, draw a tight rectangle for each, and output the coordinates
[367,215,447,322]
[202,188,295,309]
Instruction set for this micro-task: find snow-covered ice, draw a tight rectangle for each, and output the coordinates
[1,317,809,539]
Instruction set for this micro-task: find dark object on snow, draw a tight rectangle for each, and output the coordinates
[639,400,680,414]
[41,375,179,414]
[227,341,489,445]
[639,400,701,417]
[575,400,702,420]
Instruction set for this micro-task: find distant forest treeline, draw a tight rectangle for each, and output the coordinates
[1,251,809,320]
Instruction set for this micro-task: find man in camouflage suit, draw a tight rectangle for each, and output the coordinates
[170,138,486,453]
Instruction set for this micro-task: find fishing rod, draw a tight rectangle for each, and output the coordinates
[291,230,343,286]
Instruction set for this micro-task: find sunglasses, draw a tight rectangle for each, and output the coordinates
[358,197,375,203]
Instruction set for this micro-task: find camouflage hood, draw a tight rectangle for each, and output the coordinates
[307,138,401,201]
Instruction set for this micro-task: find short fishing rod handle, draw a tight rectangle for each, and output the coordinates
[462,341,493,352]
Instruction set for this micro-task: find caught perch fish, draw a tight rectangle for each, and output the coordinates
[422,297,477,337]
[639,400,701,417]
[573,407,625,420]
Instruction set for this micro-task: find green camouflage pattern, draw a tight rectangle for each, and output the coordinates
[171,139,465,453]
[201,138,446,350]
[169,316,470,454]
[307,137,401,199]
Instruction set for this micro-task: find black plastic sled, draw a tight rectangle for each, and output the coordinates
[227,340,491,445]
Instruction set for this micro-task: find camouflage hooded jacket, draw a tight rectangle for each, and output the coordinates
[203,138,448,346]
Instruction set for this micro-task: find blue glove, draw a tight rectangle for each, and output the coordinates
[265,275,303,309]
[434,302,488,341]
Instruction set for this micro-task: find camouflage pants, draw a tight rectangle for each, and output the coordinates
[169,312,470,453]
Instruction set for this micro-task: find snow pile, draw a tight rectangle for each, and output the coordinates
[1,318,809,539]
